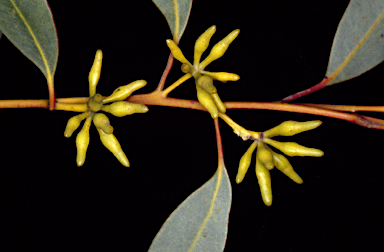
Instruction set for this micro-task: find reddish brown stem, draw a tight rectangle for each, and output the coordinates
[295,103,384,113]
[224,102,384,130]
[156,53,175,92]
[214,119,224,165]
[0,99,48,109]
[1,95,384,130]
[127,93,205,111]
[281,77,329,102]
[48,82,55,111]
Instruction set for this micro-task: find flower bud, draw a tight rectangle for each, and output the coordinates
[89,50,103,97]
[199,29,240,69]
[270,148,303,184]
[93,113,113,134]
[196,75,216,93]
[194,25,216,66]
[166,39,192,65]
[263,120,322,138]
[256,141,274,170]
[256,157,272,206]
[97,128,129,167]
[64,112,90,138]
[181,63,192,73]
[201,71,240,82]
[211,93,226,113]
[88,94,104,112]
[101,101,148,117]
[263,138,324,157]
[103,80,147,104]
[75,116,92,167]
[195,76,226,113]
[196,85,218,119]
[236,141,257,184]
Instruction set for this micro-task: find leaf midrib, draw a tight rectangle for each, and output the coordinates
[9,0,52,81]
[173,0,179,42]
[188,164,223,252]
[328,7,384,83]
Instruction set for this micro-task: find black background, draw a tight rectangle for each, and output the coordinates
[1,1,384,251]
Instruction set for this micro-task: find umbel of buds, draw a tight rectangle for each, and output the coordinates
[166,26,240,119]
[236,120,324,206]
[64,50,148,167]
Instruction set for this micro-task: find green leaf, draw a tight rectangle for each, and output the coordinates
[326,0,384,85]
[149,163,232,252]
[0,30,2,40]
[0,0,58,109]
[152,0,192,43]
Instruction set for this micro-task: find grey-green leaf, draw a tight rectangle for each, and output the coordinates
[149,164,232,252]
[0,30,2,40]
[0,0,58,90]
[326,0,384,85]
[152,0,192,43]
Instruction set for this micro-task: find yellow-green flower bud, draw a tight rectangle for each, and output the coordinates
[93,113,113,134]
[256,141,274,170]
[195,76,226,113]
[196,85,218,119]
[199,29,240,69]
[200,71,240,82]
[269,148,303,184]
[103,80,147,104]
[194,25,216,67]
[236,141,257,184]
[263,138,324,157]
[196,75,217,94]
[88,94,104,112]
[64,112,90,138]
[89,50,103,97]
[263,120,322,138]
[181,63,192,73]
[211,93,226,113]
[75,116,92,167]
[166,39,192,66]
[256,157,272,206]
[101,101,148,117]
[97,128,129,167]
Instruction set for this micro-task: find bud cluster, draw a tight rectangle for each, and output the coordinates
[166,26,240,119]
[236,120,324,206]
[64,50,148,167]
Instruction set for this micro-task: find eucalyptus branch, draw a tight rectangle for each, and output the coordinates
[1,95,383,130]
[1,1,383,251]
[294,103,384,113]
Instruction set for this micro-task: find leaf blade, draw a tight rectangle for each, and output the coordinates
[152,0,192,43]
[149,163,232,252]
[326,0,384,85]
[0,0,58,109]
